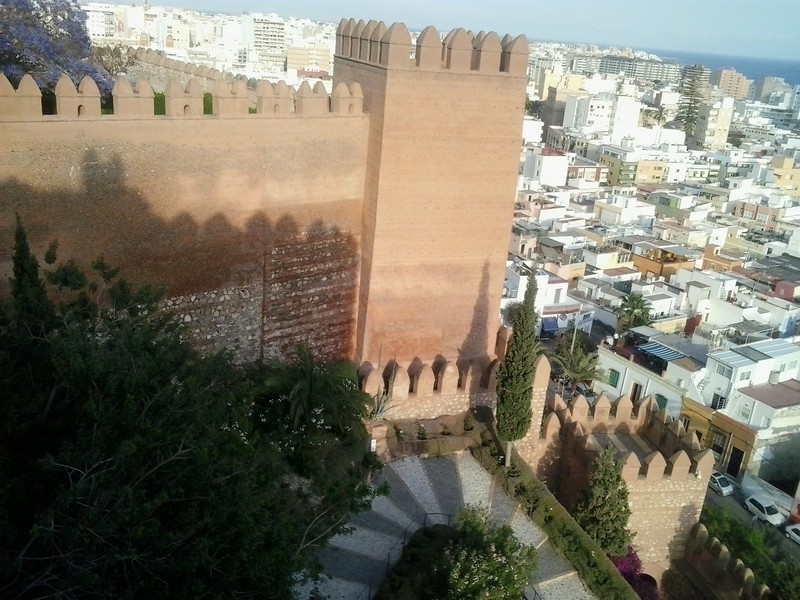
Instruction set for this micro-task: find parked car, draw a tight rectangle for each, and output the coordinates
[785,523,800,546]
[708,471,734,496]
[744,495,785,527]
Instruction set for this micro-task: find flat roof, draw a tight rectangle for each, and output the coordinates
[711,339,800,367]
[647,293,673,302]
[630,325,662,338]
[729,320,774,335]
[604,267,639,276]
[738,379,800,410]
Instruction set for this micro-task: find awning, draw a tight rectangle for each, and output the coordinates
[541,317,559,331]
[639,342,684,362]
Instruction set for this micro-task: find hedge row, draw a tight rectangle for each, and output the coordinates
[470,444,639,600]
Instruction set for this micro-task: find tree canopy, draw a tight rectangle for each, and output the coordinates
[496,271,541,466]
[377,507,537,600]
[573,448,633,557]
[675,69,704,137]
[0,0,111,92]
[614,293,651,336]
[0,219,379,599]
[701,505,800,599]
[551,345,604,397]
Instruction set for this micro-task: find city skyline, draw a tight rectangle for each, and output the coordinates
[99,0,800,61]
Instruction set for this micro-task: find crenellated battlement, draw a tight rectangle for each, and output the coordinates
[0,71,364,121]
[683,523,770,600]
[358,355,499,420]
[541,392,715,484]
[335,18,528,75]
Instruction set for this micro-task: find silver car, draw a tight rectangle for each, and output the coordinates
[708,471,733,496]
[744,495,785,527]
[785,523,800,546]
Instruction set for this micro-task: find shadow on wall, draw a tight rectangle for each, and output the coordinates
[660,503,703,597]
[457,260,492,383]
[0,150,359,362]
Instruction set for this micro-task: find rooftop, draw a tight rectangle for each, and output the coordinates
[711,339,800,368]
[603,267,639,277]
[738,379,800,410]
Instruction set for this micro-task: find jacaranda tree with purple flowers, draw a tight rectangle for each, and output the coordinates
[0,0,111,92]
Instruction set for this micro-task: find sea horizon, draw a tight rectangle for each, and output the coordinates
[534,38,800,86]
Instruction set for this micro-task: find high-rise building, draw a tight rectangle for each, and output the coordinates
[710,69,751,100]
[242,14,287,70]
[692,97,734,151]
[754,76,792,103]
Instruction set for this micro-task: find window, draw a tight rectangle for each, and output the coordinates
[712,393,728,410]
[676,378,685,388]
[655,394,668,410]
[608,368,620,388]
[790,361,798,370]
[680,416,690,432]
[779,363,786,373]
[711,431,727,453]
[716,364,733,378]
[739,371,751,381]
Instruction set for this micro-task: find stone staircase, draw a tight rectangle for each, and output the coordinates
[296,452,597,600]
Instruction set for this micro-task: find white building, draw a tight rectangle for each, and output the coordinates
[702,339,800,411]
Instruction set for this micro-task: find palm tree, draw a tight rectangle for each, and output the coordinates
[614,293,651,336]
[551,346,605,397]
[252,345,370,474]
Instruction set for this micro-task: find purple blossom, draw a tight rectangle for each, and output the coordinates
[0,0,111,93]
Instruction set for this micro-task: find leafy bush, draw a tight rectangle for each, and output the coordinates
[701,505,800,597]
[471,446,638,600]
[376,507,536,600]
[463,412,476,431]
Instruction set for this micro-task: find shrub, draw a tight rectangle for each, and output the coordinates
[376,508,536,600]
[464,412,475,431]
[470,446,638,600]
[417,425,428,440]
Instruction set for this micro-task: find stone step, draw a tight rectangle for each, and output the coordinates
[296,572,372,600]
[535,542,576,584]
[349,499,408,538]
[454,451,493,510]
[510,511,548,549]
[488,480,518,526]
[532,571,597,600]
[373,460,427,523]
[422,455,463,517]
[389,455,443,519]
[329,525,399,560]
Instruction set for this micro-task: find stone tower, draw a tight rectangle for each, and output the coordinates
[333,19,529,367]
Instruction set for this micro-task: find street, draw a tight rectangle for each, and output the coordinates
[703,487,800,563]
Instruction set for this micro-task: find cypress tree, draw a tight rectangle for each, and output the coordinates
[10,214,54,334]
[496,271,540,467]
[573,448,633,557]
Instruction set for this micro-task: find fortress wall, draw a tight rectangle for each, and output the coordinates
[528,390,714,582]
[0,87,369,362]
[681,523,771,600]
[334,21,528,366]
[359,356,498,420]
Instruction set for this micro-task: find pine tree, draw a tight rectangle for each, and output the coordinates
[573,448,633,557]
[496,271,540,468]
[676,69,704,137]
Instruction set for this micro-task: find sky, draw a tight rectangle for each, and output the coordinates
[122,0,800,61]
